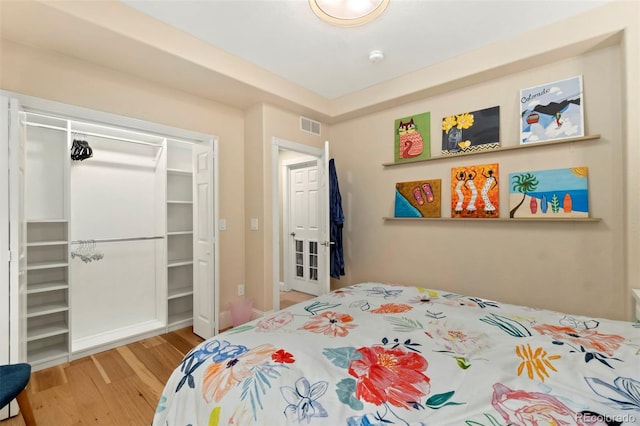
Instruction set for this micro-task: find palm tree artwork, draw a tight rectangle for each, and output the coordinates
[510,173,539,218]
[509,167,589,219]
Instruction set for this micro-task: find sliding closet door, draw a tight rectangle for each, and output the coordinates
[70,128,165,354]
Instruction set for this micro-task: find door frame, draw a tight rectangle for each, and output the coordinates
[281,155,320,293]
[0,96,10,368]
[271,137,328,311]
[1,89,220,342]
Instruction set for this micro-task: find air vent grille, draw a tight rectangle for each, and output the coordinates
[300,116,321,136]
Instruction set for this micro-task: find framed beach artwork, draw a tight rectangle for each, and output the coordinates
[451,163,499,218]
[394,112,430,163]
[520,76,584,144]
[395,179,441,218]
[441,106,500,155]
[509,167,589,219]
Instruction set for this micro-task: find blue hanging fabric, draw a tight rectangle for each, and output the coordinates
[329,158,345,279]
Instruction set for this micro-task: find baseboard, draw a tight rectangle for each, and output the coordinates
[280,281,285,291]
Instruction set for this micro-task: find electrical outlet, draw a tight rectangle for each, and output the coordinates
[238,284,245,296]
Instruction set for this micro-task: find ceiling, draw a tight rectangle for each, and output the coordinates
[121,0,612,99]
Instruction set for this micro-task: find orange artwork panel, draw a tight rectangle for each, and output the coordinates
[451,163,499,218]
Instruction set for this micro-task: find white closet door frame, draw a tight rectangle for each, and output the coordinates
[1,89,220,349]
[1,96,11,368]
[2,96,26,419]
[0,96,13,420]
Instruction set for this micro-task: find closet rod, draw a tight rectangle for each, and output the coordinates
[72,130,164,148]
[24,121,163,149]
[24,121,67,132]
[71,236,164,244]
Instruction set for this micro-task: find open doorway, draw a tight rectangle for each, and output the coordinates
[271,138,329,312]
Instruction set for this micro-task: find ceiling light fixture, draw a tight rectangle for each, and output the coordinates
[309,0,390,27]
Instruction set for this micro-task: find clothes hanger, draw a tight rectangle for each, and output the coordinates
[71,133,93,161]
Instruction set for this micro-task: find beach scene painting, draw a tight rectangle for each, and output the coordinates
[395,179,441,218]
[509,167,589,219]
[520,75,584,144]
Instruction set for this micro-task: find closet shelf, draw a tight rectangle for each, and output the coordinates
[383,217,602,223]
[27,302,69,318]
[27,321,69,341]
[27,344,69,365]
[26,219,68,224]
[27,261,69,270]
[167,168,193,175]
[168,311,192,327]
[382,134,601,167]
[27,240,68,247]
[168,259,194,268]
[169,287,194,300]
[167,200,193,204]
[27,281,69,294]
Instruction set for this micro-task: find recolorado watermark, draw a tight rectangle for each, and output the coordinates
[577,411,637,424]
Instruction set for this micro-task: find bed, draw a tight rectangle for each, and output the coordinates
[153,283,640,425]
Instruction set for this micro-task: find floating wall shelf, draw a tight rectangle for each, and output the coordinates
[382,134,601,167]
[383,217,602,223]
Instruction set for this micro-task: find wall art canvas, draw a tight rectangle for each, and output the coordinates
[394,112,430,163]
[520,75,584,144]
[441,106,500,155]
[509,167,589,219]
[451,163,499,218]
[395,179,441,218]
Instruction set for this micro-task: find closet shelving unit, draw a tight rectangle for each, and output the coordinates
[24,116,71,368]
[9,97,216,370]
[26,220,69,365]
[166,141,195,330]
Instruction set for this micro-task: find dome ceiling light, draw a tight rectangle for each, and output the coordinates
[309,0,390,27]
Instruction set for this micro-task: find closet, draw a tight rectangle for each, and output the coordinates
[2,94,218,372]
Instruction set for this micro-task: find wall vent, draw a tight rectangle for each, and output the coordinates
[300,116,321,136]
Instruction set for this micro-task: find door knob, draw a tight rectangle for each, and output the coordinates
[290,232,296,236]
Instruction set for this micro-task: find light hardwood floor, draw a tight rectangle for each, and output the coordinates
[280,290,314,309]
[3,297,315,425]
[1,328,204,426]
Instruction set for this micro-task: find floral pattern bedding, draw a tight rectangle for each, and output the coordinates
[153,283,640,425]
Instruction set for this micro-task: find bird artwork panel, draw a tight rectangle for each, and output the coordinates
[394,112,430,163]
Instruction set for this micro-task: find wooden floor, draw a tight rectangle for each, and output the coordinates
[280,289,314,309]
[1,327,204,426]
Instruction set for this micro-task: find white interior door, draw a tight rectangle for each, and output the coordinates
[288,162,320,295]
[286,141,330,296]
[192,143,215,338]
